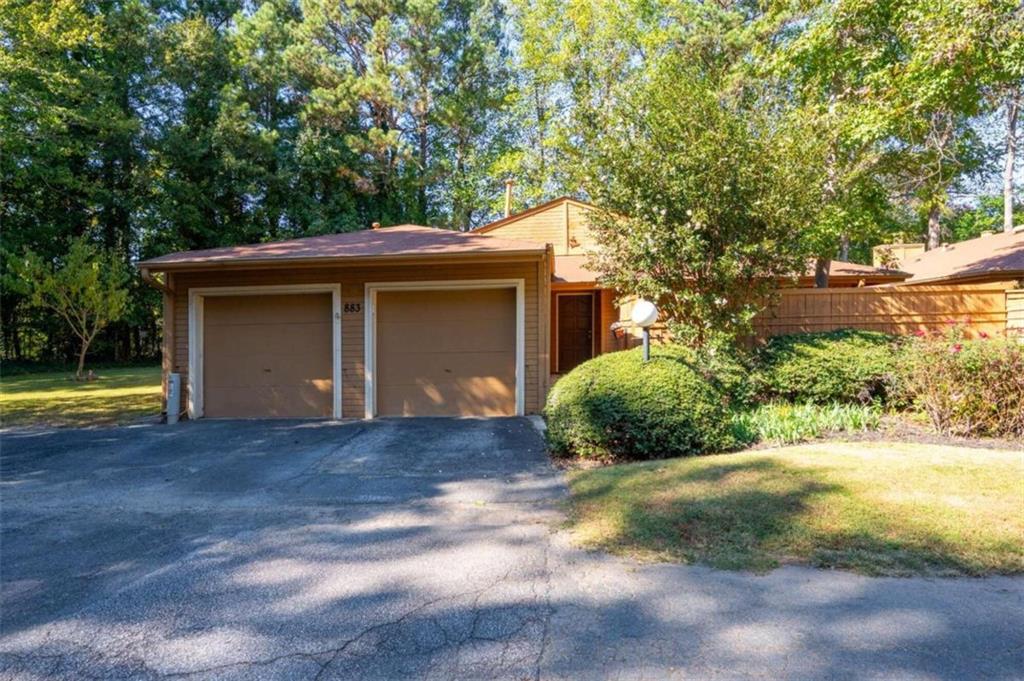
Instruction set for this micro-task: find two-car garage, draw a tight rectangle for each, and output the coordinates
[141,223,546,421]
[191,282,522,420]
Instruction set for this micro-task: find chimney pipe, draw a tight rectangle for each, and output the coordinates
[504,179,514,218]
[371,222,381,230]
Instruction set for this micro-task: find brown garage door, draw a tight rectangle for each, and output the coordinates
[203,293,333,418]
[376,288,516,416]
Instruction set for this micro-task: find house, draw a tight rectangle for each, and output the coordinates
[139,196,906,420]
[473,197,908,366]
[881,229,1024,287]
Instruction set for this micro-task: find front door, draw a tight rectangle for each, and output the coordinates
[557,294,594,373]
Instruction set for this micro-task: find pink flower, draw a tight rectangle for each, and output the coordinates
[913,329,926,337]
[946,318,956,325]
[978,331,989,339]
[950,343,963,353]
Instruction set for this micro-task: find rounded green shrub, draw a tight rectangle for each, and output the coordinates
[753,329,901,405]
[544,345,738,460]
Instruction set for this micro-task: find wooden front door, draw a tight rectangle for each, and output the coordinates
[557,294,594,373]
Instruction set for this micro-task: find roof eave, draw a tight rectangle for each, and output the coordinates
[895,270,1024,286]
[136,248,547,272]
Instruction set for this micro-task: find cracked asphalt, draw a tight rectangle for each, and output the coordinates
[1,418,1022,680]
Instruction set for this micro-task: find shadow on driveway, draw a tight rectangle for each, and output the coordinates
[1,418,1021,680]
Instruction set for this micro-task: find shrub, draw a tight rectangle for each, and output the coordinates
[900,326,1024,438]
[730,402,882,446]
[544,345,739,460]
[753,329,901,405]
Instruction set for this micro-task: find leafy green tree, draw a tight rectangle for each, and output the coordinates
[292,0,512,229]
[580,56,824,348]
[946,195,1024,242]
[18,238,130,378]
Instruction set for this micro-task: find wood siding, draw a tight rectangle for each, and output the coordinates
[567,202,598,254]
[484,199,600,256]
[168,258,545,418]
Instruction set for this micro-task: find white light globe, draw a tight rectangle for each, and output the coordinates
[631,299,658,328]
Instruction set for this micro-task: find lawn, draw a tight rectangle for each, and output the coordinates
[0,365,162,428]
[566,441,1024,576]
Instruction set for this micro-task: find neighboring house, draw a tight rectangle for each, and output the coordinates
[882,228,1024,287]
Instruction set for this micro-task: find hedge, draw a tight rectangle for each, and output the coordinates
[544,345,739,460]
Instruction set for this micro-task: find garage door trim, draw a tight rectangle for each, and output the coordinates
[363,279,525,418]
[188,284,342,419]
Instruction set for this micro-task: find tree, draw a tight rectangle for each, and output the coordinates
[580,56,824,348]
[19,239,130,378]
[989,5,1024,232]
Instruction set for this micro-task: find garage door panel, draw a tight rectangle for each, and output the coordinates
[379,377,515,417]
[377,289,514,322]
[378,351,514,386]
[204,385,333,418]
[203,293,333,418]
[204,295,329,325]
[376,288,516,417]
[376,318,515,354]
[205,323,332,358]
[205,353,332,389]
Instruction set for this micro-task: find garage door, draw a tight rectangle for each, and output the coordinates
[203,293,333,418]
[376,288,516,416]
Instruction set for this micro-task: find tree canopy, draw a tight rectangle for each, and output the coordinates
[1,0,1021,362]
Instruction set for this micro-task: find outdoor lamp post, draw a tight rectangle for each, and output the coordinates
[631,299,659,362]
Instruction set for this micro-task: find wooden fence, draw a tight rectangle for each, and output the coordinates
[752,284,1012,339]
[1007,289,1024,338]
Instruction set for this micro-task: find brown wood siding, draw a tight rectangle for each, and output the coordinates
[169,259,544,418]
[481,199,602,257]
[567,202,599,254]
[598,289,618,353]
[479,203,569,253]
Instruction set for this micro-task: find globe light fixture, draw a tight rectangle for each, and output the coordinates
[631,299,658,361]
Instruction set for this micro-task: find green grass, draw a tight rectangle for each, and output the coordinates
[0,365,162,427]
[566,442,1024,576]
[732,402,882,446]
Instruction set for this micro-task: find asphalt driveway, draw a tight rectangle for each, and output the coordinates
[1,418,1021,680]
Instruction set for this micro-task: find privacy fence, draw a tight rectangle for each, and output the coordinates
[753,284,1018,339]
[614,283,1022,350]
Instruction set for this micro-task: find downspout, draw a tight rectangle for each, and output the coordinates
[139,267,178,422]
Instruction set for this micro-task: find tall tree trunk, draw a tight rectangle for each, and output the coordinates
[1005,87,1020,233]
[926,203,942,250]
[838,234,850,261]
[814,257,830,288]
[76,341,88,379]
[417,121,428,221]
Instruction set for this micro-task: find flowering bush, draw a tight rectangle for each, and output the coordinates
[901,325,1024,438]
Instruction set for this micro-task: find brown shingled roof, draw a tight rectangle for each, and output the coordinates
[138,224,547,270]
[898,229,1024,285]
